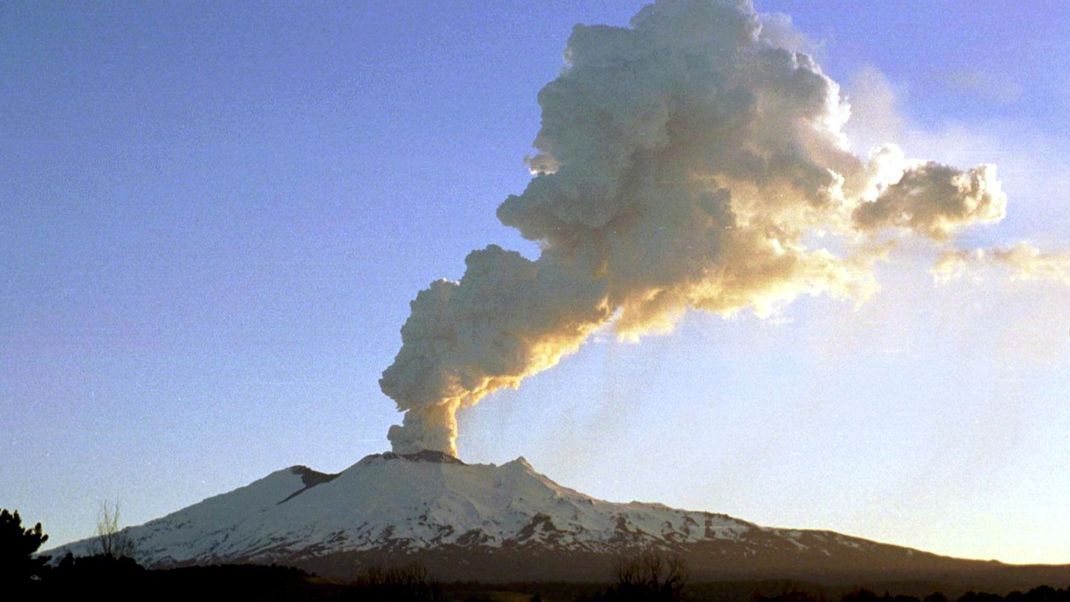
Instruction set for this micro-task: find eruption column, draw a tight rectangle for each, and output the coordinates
[380,0,1010,456]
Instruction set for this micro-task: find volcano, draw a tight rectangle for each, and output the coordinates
[47,452,1070,587]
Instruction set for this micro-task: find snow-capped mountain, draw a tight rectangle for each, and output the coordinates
[45,452,1069,584]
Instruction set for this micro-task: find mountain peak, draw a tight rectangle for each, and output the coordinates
[505,455,534,471]
[360,449,466,465]
[46,454,1045,585]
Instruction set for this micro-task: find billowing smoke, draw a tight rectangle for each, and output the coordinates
[379,0,1022,456]
[853,162,1005,239]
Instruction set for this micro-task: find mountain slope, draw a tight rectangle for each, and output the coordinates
[47,452,1070,585]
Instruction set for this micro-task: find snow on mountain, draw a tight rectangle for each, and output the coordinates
[48,451,773,566]
[64,451,1042,586]
[44,451,1070,585]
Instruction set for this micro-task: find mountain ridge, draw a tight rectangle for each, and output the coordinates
[45,452,1070,586]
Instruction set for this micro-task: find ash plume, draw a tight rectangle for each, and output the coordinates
[933,242,1070,285]
[379,0,1029,456]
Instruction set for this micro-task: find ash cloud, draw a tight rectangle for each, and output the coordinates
[852,162,1006,239]
[933,242,1070,285]
[379,0,1042,456]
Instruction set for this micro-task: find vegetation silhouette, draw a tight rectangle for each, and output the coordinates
[0,508,50,592]
[95,500,136,559]
[348,563,444,601]
[40,554,444,601]
[50,551,147,596]
[579,547,689,601]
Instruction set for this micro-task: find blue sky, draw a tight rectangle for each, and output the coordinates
[2,1,1068,563]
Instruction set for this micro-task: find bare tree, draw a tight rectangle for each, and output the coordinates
[354,563,443,601]
[610,547,688,601]
[96,500,135,559]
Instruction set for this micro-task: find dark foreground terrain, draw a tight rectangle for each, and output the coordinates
[12,553,1070,602]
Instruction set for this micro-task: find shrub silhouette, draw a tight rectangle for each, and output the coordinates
[50,550,145,586]
[350,563,443,602]
[754,587,826,602]
[0,508,50,587]
[580,547,688,601]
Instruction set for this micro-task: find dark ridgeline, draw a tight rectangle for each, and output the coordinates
[750,586,1070,602]
[6,507,1068,601]
[13,555,1070,602]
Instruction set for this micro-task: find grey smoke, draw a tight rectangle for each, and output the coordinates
[379,0,1022,455]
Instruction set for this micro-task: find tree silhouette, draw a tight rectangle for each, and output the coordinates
[351,563,443,601]
[0,508,50,585]
[580,547,689,601]
[95,500,134,559]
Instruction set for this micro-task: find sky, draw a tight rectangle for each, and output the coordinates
[2,1,1069,565]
